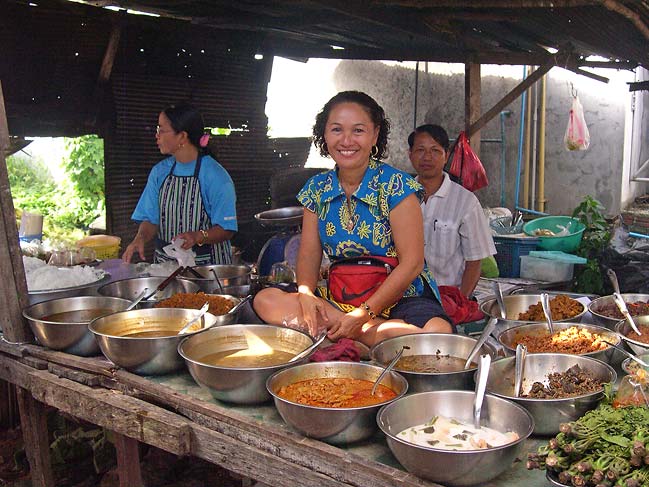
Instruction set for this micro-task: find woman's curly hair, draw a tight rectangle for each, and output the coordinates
[312,91,390,160]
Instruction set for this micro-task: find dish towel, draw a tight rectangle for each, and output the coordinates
[439,285,485,324]
[309,338,361,362]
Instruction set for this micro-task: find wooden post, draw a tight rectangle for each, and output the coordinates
[17,389,55,487]
[464,63,481,156]
[114,433,144,487]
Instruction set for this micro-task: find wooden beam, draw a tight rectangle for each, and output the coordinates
[628,80,649,92]
[87,21,122,128]
[467,61,553,137]
[114,433,144,487]
[0,81,32,344]
[465,63,481,156]
[601,0,649,41]
[17,389,55,487]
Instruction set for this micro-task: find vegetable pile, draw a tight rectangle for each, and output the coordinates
[527,405,649,486]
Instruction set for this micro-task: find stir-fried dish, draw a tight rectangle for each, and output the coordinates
[513,326,609,354]
[522,364,605,399]
[398,415,519,451]
[155,292,234,315]
[277,378,396,407]
[595,300,649,319]
[625,324,649,344]
[517,294,583,321]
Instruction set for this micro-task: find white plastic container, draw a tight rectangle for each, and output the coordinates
[519,255,574,282]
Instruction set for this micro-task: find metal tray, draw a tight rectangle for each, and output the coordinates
[254,207,303,227]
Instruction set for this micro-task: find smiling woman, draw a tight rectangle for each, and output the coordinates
[253,91,453,348]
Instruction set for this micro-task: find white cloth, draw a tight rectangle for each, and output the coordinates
[421,173,496,287]
[162,238,196,268]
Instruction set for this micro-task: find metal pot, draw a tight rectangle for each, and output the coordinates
[178,265,252,294]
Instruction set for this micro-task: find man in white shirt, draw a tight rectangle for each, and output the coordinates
[408,124,496,296]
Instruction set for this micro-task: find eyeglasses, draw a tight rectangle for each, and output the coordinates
[156,125,175,136]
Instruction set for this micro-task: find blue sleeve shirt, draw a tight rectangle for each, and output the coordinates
[131,155,238,231]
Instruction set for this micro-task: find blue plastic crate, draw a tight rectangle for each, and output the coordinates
[493,236,539,278]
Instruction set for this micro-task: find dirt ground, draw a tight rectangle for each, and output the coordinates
[0,411,244,487]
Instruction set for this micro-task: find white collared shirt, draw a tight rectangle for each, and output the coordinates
[420,173,496,287]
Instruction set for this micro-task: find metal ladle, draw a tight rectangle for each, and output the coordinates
[464,318,497,369]
[143,266,185,301]
[371,345,410,396]
[602,339,649,368]
[288,330,327,363]
[493,281,507,319]
[514,343,527,397]
[178,302,210,335]
[210,268,225,294]
[125,288,149,311]
[227,295,252,315]
[540,293,555,334]
[607,269,641,336]
[473,354,492,429]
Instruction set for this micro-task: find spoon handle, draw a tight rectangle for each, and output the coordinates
[541,293,554,334]
[607,269,621,295]
[288,330,327,363]
[371,345,409,396]
[514,343,527,397]
[210,268,225,294]
[613,293,643,336]
[473,354,491,429]
[126,288,148,311]
[145,266,184,300]
[464,318,497,369]
[178,302,210,335]
[493,281,507,319]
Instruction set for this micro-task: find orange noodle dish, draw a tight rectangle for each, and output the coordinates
[155,292,234,315]
[512,326,608,354]
[276,378,396,408]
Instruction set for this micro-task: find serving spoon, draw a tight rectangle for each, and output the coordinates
[464,318,497,370]
[473,354,492,429]
[514,343,527,397]
[601,339,649,368]
[288,330,327,363]
[210,269,225,294]
[125,288,149,311]
[178,302,210,335]
[371,345,410,396]
[540,293,555,334]
[227,295,252,315]
[607,269,641,336]
[493,281,507,319]
[143,266,185,301]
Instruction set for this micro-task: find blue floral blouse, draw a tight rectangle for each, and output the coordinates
[297,159,440,301]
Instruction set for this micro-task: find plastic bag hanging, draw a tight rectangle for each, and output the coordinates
[447,131,489,192]
[564,95,590,151]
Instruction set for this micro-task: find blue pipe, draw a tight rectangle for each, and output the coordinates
[629,232,649,239]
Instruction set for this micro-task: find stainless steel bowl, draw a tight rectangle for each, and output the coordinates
[480,294,586,336]
[219,285,252,298]
[254,206,304,227]
[89,307,218,375]
[621,352,649,375]
[589,294,649,329]
[154,293,243,327]
[370,333,497,393]
[97,277,199,308]
[28,272,112,305]
[178,265,252,294]
[179,324,314,404]
[22,296,131,356]
[485,353,615,435]
[615,315,649,355]
[497,322,623,364]
[377,390,534,487]
[267,361,408,444]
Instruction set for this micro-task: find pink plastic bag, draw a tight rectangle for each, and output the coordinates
[564,95,590,151]
[448,132,489,192]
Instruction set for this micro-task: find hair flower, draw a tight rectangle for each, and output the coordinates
[199,133,210,148]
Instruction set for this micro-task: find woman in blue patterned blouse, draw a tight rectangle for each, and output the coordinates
[253,91,452,346]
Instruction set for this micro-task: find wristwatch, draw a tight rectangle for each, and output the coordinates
[198,229,209,246]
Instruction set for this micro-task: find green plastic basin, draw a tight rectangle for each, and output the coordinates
[522,216,585,252]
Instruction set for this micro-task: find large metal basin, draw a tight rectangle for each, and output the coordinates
[480,294,586,336]
[370,333,497,393]
[267,361,407,445]
[179,324,314,404]
[89,307,218,375]
[97,276,199,308]
[615,315,649,355]
[178,265,252,294]
[497,322,623,364]
[377,390,534,486]
[22,296,131,356]
[589,293,649,330]
[485,353,615,435]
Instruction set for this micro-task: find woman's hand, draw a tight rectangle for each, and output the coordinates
[122,238,145,263]
[327,308,368,341]
[297,286,329,335]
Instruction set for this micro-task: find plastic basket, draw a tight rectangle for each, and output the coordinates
[493,236,539,278]
[76,235,121,259]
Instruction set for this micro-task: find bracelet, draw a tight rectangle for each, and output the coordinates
[197,229,209,246]
[360,302,377,320]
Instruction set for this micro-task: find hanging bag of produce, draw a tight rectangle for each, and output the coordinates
[447,131,489,192]
[564,95,590,151]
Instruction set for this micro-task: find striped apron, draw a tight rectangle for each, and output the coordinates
[154,155,232,265]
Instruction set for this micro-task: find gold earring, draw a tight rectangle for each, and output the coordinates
[371,145,379,157]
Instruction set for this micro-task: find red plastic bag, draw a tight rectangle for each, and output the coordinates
[448,132,489,192]
[564,95,590,151]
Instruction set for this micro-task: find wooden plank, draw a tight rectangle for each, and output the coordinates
[24,345,117,376]
[29,370,192,456]
[464,62,481,156]
[0,338,28,358]
[114,433,144,487]
[88,21,122,128]
[114,371,439,487]
[0,380,19,429]
[0,352,32,386]
[0,81,32,344]
[21,356,48,370]
[467,60,553,137]
[47,363,101,386]
[16,388,55,487]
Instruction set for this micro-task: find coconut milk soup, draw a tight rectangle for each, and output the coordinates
[200,349,295,367]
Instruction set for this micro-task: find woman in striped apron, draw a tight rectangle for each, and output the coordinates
[122,103,237,265]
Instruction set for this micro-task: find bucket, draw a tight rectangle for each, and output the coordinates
[19,211,43,242]
[76,235,121,259]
